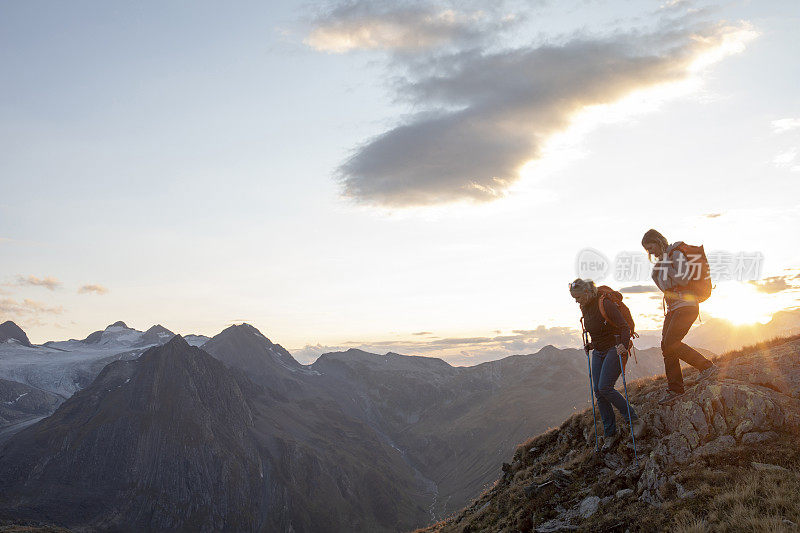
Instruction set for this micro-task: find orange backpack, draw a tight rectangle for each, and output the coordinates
[672,243,712,303]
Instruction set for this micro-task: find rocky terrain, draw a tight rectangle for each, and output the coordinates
[419,335,800,532]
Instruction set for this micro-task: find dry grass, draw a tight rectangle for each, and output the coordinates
[673,467,800,533]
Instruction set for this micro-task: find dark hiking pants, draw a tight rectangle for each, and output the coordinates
[591,347,638,437]
[661,305,713,393]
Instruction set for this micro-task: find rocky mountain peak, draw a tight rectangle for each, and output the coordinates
[81,321,139,345]
[134,324,176,347]
[218,323,270,342]
[0,321,32,347]
[202,324,302,380]
[145,324,172,334]
[163,332,188,347]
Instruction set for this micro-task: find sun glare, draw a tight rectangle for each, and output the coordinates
[702,281,791,326]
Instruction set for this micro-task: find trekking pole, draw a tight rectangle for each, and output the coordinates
[617,344,639,467]
[582,319,599,452]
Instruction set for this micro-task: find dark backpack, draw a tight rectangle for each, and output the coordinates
[597,286,639,359]
[673,243,712,303]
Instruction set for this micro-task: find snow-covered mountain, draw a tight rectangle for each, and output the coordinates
[183,334,211,346]
[0,321,184,398]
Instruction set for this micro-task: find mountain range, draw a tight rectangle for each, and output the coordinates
[1,312,796,531]
[0,320,669,531]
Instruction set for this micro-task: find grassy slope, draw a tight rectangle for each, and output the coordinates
[418,335,800,533]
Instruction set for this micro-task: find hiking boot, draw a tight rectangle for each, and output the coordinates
[698,364,720,382]
[658,389,687,406]
[632,418,646,439]
[601,433,620,452]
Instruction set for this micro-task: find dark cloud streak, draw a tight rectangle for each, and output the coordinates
[309,2,754,206]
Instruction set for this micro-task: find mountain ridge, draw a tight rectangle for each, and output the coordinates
[0,320,751,531]
[418,335,800,532]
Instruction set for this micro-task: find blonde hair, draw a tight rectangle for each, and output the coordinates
[641,228,668,260]
[569,278,598,298]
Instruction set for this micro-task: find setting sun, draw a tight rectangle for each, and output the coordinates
[702,280,795,326]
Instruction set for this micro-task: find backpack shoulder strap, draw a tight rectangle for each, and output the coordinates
[598,294,617,326]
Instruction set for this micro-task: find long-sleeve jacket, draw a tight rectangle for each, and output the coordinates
[582,296,630,351]
[651,241,699,312]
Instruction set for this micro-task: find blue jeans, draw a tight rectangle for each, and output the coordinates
[591,347,638,437]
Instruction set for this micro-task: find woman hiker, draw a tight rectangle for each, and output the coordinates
[641,229,719,405]
[569,279,645,450]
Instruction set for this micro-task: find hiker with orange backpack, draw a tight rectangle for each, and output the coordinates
[569,279,646,451]
[641,229,719,405]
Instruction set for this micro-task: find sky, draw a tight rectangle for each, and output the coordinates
[2,0,799,365]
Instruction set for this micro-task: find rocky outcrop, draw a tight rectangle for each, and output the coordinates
[420,335,800,532]
[634,340,800,504]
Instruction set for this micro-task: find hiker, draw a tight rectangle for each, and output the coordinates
[569,279,645,450]
[641,229,719,405]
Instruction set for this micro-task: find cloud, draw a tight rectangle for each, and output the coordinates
[703,212,722,218]
[77,284,109,295]
[305,1,518,53]
[773,148,797,167]
[772,148,800,172]
[290,343,350,364]
[16,275,62,291]
[0,298,63,316]
[412,331,433,335]
[771,118,800,134]
[320,4,755,206]
[750,276,796,294]
[620,285,660,294]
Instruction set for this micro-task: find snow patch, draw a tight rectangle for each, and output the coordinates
[4,392,28,404]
